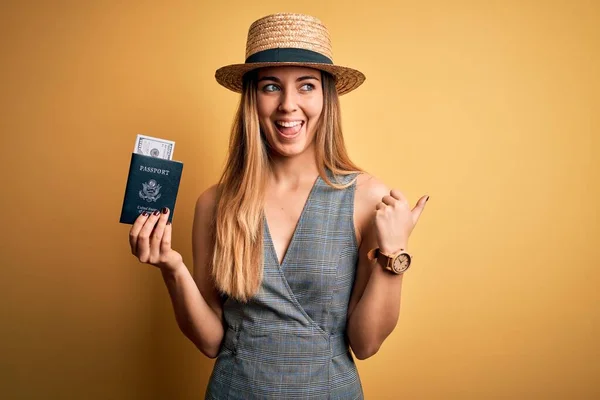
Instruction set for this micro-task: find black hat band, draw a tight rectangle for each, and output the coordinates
[245,48,333,65]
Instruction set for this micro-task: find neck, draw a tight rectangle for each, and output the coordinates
[268,147,319,188]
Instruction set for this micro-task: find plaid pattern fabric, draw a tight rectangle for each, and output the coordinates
[206,170,363,399]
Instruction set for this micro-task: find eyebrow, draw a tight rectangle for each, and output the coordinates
[257,75,321,83]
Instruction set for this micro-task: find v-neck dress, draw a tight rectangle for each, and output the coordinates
[205,170,363,400]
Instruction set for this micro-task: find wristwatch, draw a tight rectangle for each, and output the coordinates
[367,248,412,274]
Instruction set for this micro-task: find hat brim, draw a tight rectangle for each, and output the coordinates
[215,62,366,96]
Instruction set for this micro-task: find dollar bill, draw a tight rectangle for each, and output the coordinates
[134,134,175,160]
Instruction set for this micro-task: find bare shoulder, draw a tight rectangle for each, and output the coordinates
[192,183,219,261]
[355,173,390,205]
[195,183,219,215]
[353,173,390,244]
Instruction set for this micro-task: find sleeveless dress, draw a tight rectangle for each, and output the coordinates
[206,171,364,400]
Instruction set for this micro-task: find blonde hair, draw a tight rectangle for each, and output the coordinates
[211,71,362,302]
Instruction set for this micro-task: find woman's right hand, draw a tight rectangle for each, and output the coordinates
[129,207,183,273]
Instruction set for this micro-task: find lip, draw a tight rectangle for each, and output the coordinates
[275,119,305,126]
[274,120,305,139]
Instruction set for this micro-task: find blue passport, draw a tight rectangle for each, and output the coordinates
[119,153,184,224]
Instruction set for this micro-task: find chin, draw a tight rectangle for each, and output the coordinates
[265,124,315,158]
[270,142,310,158]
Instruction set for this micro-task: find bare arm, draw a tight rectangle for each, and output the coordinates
[346,174,428,360]
[129,185,224,358]
[160,261,224,358]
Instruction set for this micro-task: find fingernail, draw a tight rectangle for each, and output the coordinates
[153,210,160,216]
[162,207,168,214]
[426,196,430,202]
[142,211,148,217]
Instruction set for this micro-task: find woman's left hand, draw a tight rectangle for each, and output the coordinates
[374,190,429,254]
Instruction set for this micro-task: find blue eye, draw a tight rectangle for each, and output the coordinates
[300,83,315,91]
[262,84,280,92]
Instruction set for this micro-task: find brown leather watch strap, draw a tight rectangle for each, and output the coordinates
[367,248,380,261]
[367,248,402,261]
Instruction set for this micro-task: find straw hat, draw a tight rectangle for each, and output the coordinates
[215,13,366,95]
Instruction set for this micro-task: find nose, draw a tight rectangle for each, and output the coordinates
[277,89,297,113]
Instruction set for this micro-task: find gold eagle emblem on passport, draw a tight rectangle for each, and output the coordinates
[139,179,162,202]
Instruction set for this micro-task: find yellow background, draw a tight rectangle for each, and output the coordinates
[1,0,598,399]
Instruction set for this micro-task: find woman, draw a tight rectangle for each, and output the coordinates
[128,13,429,399]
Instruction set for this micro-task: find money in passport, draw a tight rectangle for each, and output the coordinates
[119,135,183,224]
[134,134,175,160]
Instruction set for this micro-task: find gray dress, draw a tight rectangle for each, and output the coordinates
[206,171,364,399]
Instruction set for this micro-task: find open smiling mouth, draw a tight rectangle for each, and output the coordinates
[275,120,305,138]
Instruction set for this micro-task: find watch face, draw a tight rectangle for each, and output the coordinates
[392,253,411,274]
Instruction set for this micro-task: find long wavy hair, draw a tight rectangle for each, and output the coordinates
[211,70,362,302]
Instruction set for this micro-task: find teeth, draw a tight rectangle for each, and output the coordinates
[276,121,302,128]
